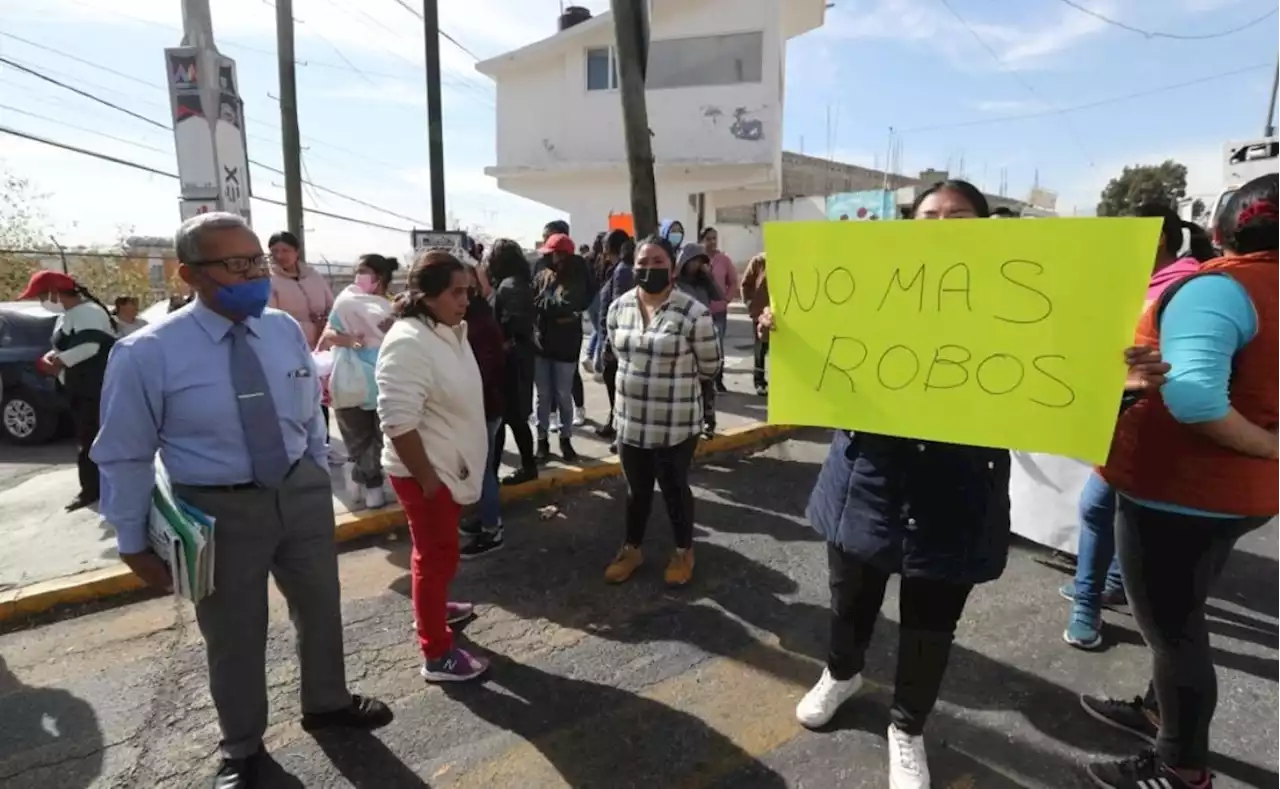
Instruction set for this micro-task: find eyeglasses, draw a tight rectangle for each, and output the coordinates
[194,255,268,275]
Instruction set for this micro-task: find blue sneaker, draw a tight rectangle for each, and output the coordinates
[1063,609,1104,650]
[421,647,489,683]
[1059,582,1127,609]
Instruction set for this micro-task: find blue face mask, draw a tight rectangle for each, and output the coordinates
[668,232,684,247]
[213,277,272,318]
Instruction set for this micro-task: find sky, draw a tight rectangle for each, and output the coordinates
[0,0,1276,260]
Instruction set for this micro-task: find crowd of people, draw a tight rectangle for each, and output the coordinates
[12,172,1275,789]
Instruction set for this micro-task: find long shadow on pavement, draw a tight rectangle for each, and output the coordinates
[0,654,104,789]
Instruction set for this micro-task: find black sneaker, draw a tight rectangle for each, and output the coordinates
[535,438,552,464]
[609,441,618,455]
[459,518,484,537]
[701,425,716,440]
[595,423,617,440]
[300,694,393,732]
[502,466,538,486]
[461,528,504,560]
[1079,694,1159,744]
[560,438,579,462]
[755,383,768,397]
[212,749,263,789]
[1086,750,1208,789]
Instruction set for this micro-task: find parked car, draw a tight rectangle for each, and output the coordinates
[0,302,69,445]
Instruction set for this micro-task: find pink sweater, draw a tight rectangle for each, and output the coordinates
[269,262,334,348]
[707,252,740,315]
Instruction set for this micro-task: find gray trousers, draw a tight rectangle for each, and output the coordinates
[334,407,384,487]
[177,458,351,759]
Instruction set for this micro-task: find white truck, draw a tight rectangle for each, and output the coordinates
[1205,136,1278,227]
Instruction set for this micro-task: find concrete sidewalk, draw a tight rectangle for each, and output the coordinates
[0,308,783,622]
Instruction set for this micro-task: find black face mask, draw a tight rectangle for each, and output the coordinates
[635,266,670,294]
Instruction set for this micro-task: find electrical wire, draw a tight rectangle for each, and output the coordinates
[0,125,414,234]
[386,0,483,60]
[0,57,428,225]
[899,61,1274,133]
[1047,0,1278,41]
[933,0,1095,166]
[0,102,170,154]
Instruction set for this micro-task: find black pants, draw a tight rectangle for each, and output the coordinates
[826,545,973,736]
[1115,499,1270,769]
[700,379,716,430]
[70,394,101,498]
[501,349,536,470]
[320,406,331,443]
[753,336,770,387]
[602,356,618,420]
[619,436,698,550]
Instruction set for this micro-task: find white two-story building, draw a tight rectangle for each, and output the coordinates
[475,0,827,239]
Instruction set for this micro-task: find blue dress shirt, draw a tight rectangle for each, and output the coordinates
[91,300,328,554]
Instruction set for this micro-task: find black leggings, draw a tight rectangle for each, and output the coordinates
[826,545,973,735]
[619,436,698,550]
[1116,499,1270,769]
[70,394,101,498]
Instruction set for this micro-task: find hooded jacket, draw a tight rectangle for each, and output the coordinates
[675,243,723,307]
[659,219,687,254]
[269,260,335,348]
[532,255,593,362]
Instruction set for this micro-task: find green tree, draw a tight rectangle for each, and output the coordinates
[0,166,50,300]
[1096,160,1188,216]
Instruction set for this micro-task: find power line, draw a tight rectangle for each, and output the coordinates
[387,0,482,60]
[0,57,428,225]
[899,61,1274,133]
[1047,0,1278,41]
[933,0,1095,166]
[0,125,415,234]
[0,102,170,154]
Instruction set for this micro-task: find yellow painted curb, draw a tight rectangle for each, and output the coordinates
[0,422,795,625]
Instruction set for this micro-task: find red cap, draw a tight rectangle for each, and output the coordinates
[17,270,77,300]
[538,233,575,255]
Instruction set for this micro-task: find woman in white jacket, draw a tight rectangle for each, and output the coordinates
[376,250,491,682]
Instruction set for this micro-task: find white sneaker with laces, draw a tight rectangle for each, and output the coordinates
[573,406,587,427]
[887,724,930,789]
[364,486,387,509]
[795,668,863,728]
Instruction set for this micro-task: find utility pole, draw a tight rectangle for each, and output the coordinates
[612,0,658,238]
[423,0,447,231]
[275,0,304,253]
[167,0,251,225]
[1265,58,1278,137]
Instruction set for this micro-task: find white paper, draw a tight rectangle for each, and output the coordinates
[1009,451,1092,555]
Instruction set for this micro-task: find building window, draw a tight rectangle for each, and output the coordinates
[647,31,763,90]
[585,46,617,91]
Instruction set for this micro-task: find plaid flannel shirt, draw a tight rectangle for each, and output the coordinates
[606,287,723,448]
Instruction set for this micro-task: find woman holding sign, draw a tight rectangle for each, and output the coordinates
[1082,174,1278,789]
[761,179,1011,789]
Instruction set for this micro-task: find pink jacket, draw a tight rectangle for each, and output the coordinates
[707,252,740,315]
[269,262,334,348]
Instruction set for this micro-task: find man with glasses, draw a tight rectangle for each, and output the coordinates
[91,213,391,789]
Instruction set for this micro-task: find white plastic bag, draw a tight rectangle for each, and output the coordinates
[328,348,369,409]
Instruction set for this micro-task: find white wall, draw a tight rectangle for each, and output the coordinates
[492,0,783,173]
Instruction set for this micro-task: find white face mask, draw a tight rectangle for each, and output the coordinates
[42,298,65,314]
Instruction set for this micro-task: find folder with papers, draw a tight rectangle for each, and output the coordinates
[147,460,216,602]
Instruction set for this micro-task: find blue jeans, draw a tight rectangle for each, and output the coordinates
[711,312,728,358]
[1071,473,1125,612]
[586,293,602,359]
[535,358,576,439]
[478,418,502,529]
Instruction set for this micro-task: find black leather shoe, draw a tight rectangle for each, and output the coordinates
[65,492,98,512]
[301,694,394,732]
[212,750,263,789]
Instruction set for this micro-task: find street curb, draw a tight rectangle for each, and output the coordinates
[0,422,795,625]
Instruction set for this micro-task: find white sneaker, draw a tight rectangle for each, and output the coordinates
[795,668,863,728]
[887,724,930,789]
[346,475,365,503]
[364,486,387,509]
[572,406,587,427]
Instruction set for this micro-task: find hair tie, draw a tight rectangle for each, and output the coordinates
[1237,201,1279,225]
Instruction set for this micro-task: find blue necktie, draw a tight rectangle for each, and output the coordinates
[228,323,292,488]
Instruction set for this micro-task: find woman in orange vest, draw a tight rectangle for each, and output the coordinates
[1081,173,1278,789]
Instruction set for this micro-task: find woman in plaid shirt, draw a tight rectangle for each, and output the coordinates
[603,235,723,587]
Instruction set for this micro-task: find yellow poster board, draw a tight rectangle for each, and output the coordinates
[763,218,1160,463]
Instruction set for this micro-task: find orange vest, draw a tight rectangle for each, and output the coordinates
[1099,252,1278,516]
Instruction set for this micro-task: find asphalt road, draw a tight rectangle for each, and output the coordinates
[0,431,1275,789]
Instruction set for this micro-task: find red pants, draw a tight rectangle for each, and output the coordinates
[390,476,461,660]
